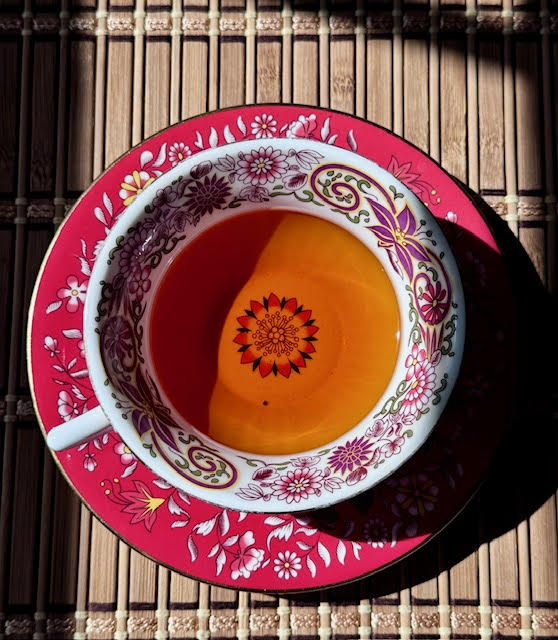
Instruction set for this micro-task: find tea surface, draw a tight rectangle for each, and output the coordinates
[149,209,400,454]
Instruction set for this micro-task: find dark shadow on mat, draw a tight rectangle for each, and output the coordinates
[291,187,557,601]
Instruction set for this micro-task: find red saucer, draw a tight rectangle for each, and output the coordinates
[28,105,514,591]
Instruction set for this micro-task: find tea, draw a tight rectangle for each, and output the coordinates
[149,209,400,455]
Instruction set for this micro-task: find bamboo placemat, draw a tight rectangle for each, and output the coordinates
[0,0,557,637]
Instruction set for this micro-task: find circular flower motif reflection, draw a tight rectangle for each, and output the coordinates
[234,293,319,378]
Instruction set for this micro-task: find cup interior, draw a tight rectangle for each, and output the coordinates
[85,138,464,512]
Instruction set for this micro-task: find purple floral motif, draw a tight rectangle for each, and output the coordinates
[367,201,431,280]
[101,316,134,362]
[120,368,180,451]
[128,266,152,301]
[327,436,375,475]
[152,185,178,209]
[119,227,154,277]
[182,175,232,219]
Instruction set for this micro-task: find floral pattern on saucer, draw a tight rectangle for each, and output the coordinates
[30,106,513,590]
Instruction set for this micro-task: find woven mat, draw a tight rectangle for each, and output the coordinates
[1,0,557,637]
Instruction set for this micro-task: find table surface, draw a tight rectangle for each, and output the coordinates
[0,0,557,638]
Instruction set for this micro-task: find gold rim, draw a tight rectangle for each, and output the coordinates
[27,103,501,593]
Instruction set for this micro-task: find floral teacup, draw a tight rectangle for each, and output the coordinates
[43,138,465,513]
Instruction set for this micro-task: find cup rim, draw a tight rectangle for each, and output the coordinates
[83,136,465,513]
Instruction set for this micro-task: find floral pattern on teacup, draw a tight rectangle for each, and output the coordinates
[90,139,460,504]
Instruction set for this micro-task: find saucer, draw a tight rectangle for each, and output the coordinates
[28,105,514,591]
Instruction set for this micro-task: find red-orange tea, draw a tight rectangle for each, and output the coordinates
[149,209,400,455]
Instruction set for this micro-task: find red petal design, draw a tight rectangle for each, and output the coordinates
[250,300,265,316]
[301,324,319,337]
[291,352,306,368]
[283,298,297,314]
[233,332,250,345]
[259,359,273,377]
[240,347,258,364]
[276,359,292,378]
[301,341,316,353]
[268,293,281,310]
[237,315,256,330]
[294,309,311,325]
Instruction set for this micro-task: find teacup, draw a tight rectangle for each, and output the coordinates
[44,137,465,513]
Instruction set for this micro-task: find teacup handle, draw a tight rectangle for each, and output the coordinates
[46,406,112,451]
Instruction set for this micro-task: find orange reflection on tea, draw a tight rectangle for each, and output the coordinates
[149,210,400,455]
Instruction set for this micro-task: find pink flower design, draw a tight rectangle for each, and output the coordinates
[57,390,79,422]
[44,336,60,357]
[272,467,323,503]
[119,170,155,206]
[78,339,85,359]
[285,114,318,138]
[327,436,374,475]
[230,531,265,580]
[387,156,439,206]
[405,343,427,381]
[420,281,449,325]
[381,436,406,458]
[273,550,302,580]
[128,266,152,301]
[237,147,288,185]
[114,441,135,466]
[168,142,191,166]
[363,518,388,548]
[83,452,97,472]
[401,361,436,416]
[56,275,87,313]
[251,114,277,138]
